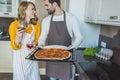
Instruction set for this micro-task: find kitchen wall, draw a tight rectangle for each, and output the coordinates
[68,0,100,47]
[99,25,120,49]
[100,25,120,38]
[99,25,120,66]
[35,0,69,22]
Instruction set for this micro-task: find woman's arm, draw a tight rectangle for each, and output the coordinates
[9,21,22,50]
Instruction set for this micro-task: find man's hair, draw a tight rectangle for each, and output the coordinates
[49,0,60,7]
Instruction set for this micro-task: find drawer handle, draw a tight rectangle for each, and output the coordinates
[109,16,118,19]
[4,13,9,15]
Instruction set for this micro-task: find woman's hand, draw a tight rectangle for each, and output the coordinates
[32,41,37,47]
[15,25,25,45]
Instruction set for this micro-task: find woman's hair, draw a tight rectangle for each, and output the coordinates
[16,1,38,25]
[49,0,60,7]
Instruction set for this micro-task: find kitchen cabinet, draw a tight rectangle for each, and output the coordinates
[15,0,35,17]
[84,0,120,26]
[0,0,35,18]
[0,41,13,72]
[0,0,16,17]
[18,0,35,3]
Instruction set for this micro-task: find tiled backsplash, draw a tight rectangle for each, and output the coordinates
[0,17,14,41]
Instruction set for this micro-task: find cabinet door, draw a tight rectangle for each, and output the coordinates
[97,0,120,21]
[14,0,35,17]
[85,0,120,22]
[18,0,35,3]
[0,0,35,17]
[0,0,14,17]
[0,41,13,72]
[84,0,99,22]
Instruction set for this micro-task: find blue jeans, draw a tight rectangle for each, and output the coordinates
[50,77,60,80]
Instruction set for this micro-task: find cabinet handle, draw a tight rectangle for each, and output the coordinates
[4,13,9,15]
[109,16,118,19]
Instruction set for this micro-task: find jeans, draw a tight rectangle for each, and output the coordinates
[50,77,60,80]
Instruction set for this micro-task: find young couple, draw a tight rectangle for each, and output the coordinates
[9,0,82,80]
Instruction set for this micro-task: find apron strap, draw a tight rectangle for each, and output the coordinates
[29,25,35,39]
[63,11,66,25]
[50,10,66,22]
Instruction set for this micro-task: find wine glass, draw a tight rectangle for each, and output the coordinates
[21,20,27,27]
[26,39,34,49]
[18,20,27,31]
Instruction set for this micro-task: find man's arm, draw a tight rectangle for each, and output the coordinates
[69,15,83,49]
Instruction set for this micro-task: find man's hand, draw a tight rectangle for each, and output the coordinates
[67,45,73,50]
[39,44,45,49]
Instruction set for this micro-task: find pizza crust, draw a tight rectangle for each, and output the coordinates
[34,48,71,60]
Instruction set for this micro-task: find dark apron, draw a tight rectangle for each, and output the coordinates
[46,11,72,80]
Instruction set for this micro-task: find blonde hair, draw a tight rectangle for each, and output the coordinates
[16,1,38,25]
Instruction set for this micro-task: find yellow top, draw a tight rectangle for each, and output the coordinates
[9,20,41,50]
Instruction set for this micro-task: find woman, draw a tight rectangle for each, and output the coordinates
[9,1,41,80]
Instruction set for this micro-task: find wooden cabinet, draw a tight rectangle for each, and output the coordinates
[84,0,120,26]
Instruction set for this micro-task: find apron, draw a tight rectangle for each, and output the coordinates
[13,25,40,80]
[46,11,72,80]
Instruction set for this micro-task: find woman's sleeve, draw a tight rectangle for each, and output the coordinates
[34,21,41,44]
[9,22,22,50]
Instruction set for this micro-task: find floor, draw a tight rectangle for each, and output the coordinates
[0,73,49,80]
[0,73,78,80]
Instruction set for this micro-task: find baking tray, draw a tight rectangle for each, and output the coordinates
[25,47,76,62]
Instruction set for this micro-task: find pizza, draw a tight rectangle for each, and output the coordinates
[34,48,71,60]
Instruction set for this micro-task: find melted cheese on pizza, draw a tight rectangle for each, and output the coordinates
[34,48,70,60]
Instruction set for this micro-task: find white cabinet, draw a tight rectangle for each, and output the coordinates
[84,0,120,26]
[0,41,13,72]
[18,0,35,3]
[0,0,16,17]
[14,0,35,17]
[84,0,98,22]
[0,0,35,18]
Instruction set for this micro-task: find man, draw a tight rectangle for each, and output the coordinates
[38,0,83,80]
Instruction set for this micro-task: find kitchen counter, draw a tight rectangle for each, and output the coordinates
[25,49,120,80]
[74,49,120,80]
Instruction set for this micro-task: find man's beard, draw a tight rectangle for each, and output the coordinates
[48,9,55,15]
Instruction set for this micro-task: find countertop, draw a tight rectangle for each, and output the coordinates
[26,49,120,80]
[74,49,120,80]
